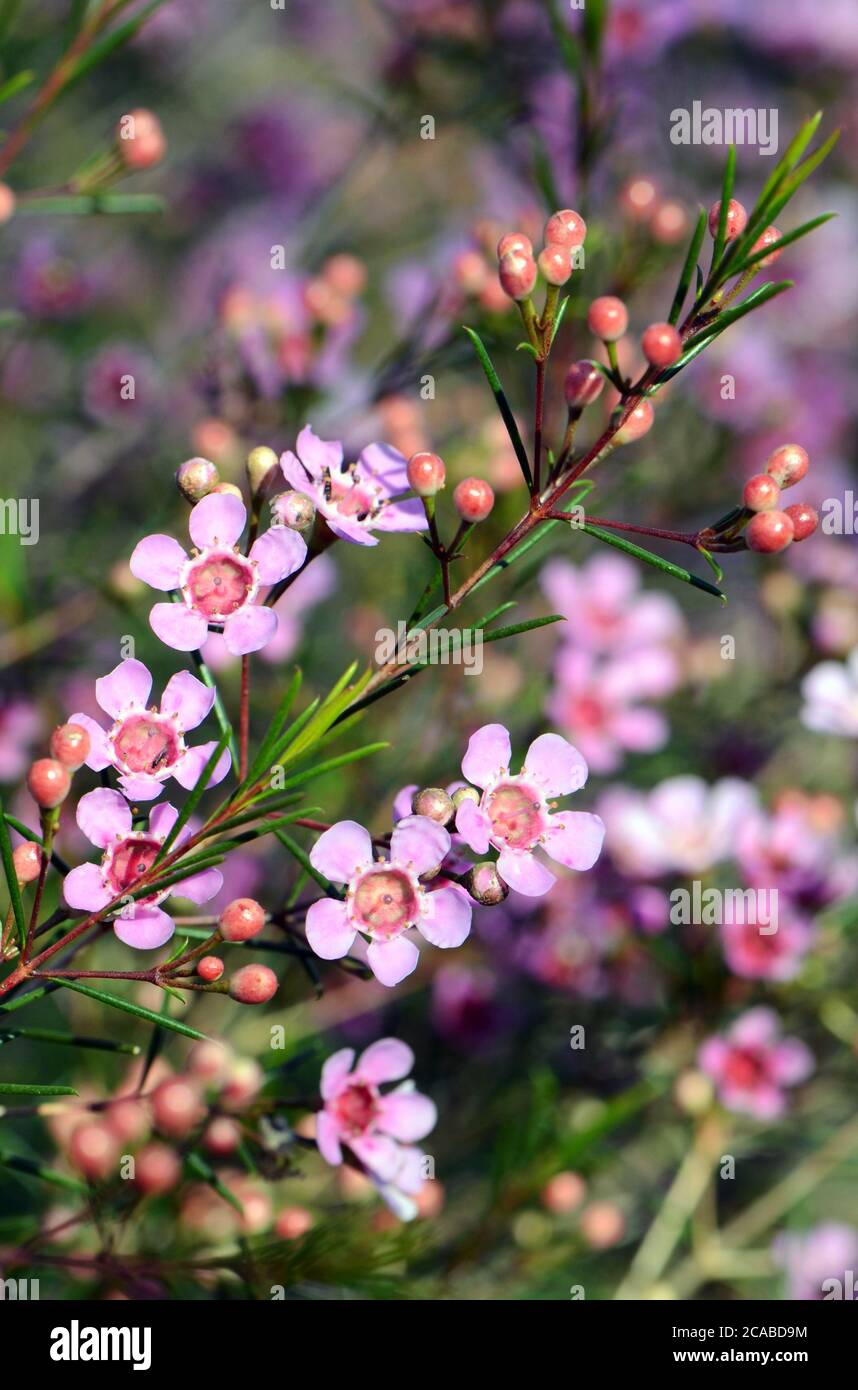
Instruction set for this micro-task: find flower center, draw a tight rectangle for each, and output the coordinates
[568,695,606,732]
[724,1047,767,1090]
[332,1082,377,1136]
[352,867,418,939]
[112,713,180,776]
[184,549,255,621]
[326,470,378,522]
[485,780,544,850]
[105,834,163,903]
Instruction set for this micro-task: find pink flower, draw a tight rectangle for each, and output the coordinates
[772,1224,858,1300]
[735,792,847,900]
[698,1008,813,1120]
[305,816,471,986]
[69,658,231,802]
[278,425,427,547]
[547,647,678,774]
[63,788,222,949]
[541,554,684,655]
[454,723,605,897]
[800,649,858,737]
[0,697,42,782]
[130,491,306,655]
[316,1038,436,1220]
[720,912,813,983]
[599,775,758,878]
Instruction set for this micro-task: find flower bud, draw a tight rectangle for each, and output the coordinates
[49,722,91,770]
[176,456,219,502]
[116,109,166,171]
[564,361,604,409]
[544,208,586,249]
[537,244,572,286]
[322,253,367,299]
[198,956,224,982]
[12,841,42,884]
[452,786,480,810]
[272,490,316,531]
[641,322,682,369]
[765,443,809,489]
[0,183,16,224]
[614,400,654,445]
[742,473,781,513]
[784,502,818,542]
[651,199,688,245]
[708,197,747,240]
[246,445,278,493]
[465,862,509,905]
[620,177,658,222]
[407,451,446,497]
[203,1116,241,1156]
[69,1122,119,1182]
[580,1200,625,1250]
[453,477,494,523]
[27,759,71,809]
[135,1142,181,1195]
[275,1206,314,1240]
[219,898,266,943]
[497,231,532,260]
[751,225,783,267]
[498,249,537,301]
[187,1040,231,1083]
[220,1057,263,1111]
[587,296,628,342]
[229,963,278,1005]
[412,787,454,825]
[106,1098,150,1145]
[746,509,795,553]
[151,1078,204,1138]
[211,482,243,500]
[541,1171,586,1213]
[453,250,489,296]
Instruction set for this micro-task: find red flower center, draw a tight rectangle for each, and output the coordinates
[106,835,161,898]
[332,1082,377,1135]
[352,867,418,938]
[485,780,543,850]
[724,1046,767,1090]
[113,714,180,774]
[185,550,254,620]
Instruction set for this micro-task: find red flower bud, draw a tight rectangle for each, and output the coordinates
[498,249,537,301]
[544,208,586,249]
[537,244,572,286]
[708,198,747,240]
[116,108,166,170]
[69,1122,119,1182]
[614,400,654,444]
[412,787,454,824]
[151,1078,204,1138]
[564,361,605,409]
[27,758,71,809]
[135,1142,181,1195]
[453,477,494,523]
[49,722,91,770]
[219,898,266,943]
[587,295,628,342]
[198,956,224,982]
[176,456,219,502]
[783,502,818,542]
[275,1206,314,1239]
[496,231,532,260]
[746,510,795,553]
[407,451,446,497]
[765,443,809,490]
[641,322,682,369]
[743,474,781,513]
[751,225,783,267]
[229,963,278,1005]
[12,841,42,884]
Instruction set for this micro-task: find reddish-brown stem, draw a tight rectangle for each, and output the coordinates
[545,513,702,548]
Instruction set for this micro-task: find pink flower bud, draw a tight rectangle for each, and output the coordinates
[49,722,91,770]
[116,109,166,171]
[151,1078,204,1138]
[465,862,509,905]
[541,1171,586,1213]
[187,1041,231,1083]
[641,322,682,369]
[453,250,489,296]
[784,502,818,542]
[537,244,572,286]
[275,1206,314,1240]
[322,253,367,299]
[751,225,783,267]
[407,451,446,497]
[580,1200,625,1250]
[220,1057,263,1111]
[614,400,654,444]
[219,898,266,943]
[12,841,42,884]
[620,177,658,222]
[106,1098,150,1145]
[69,1122,119,1182]
[453,477,494,523]
[0,183,16,224]
[708,198,748,240]
[176,456,219,502]
[544,208,587,249]
[411,787,454,824]
[496,231,532,260]
[27,758,71,809]
[765,443,809,489]
[746,510,795,553]
[587,295,628,342]
[498,249,537,302]
[564,361,604,409]
[743,473,781,513]
[650,199,688,245]
[135,1142,181,1195]
[198,956,224,982]
[203,1116,242,1156]
[272,489,316,530]
[229,964,278,1005]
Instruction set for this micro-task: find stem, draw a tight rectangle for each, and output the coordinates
[532,357,546,498]
[239,655,250,783]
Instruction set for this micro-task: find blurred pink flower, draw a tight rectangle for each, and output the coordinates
[599,775,757,878]
[541,554,684,656]
[82,343,160,426]
[772,1224,858,1300]
[801,649,858,737]
[720,912,813,983]
[199,551,335,671]
[547,646,679,774]
[698,1008,813,1119]
[0,698,42,782]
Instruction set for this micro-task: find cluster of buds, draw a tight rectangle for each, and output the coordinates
[15,726,92,898]
[497,207,586,305]
[303,253,367,328]
[405,449,494,524]
[182,898,278,1004]
[409,785,509,906]
[708,198,783,270]
[742,445,817,553]
[619,177,689,245]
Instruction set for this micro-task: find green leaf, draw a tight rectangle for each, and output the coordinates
[711,145,736,271]
[549,293,571,347]
[64,0,171,89]
[0,1027,140,1054]
[271,827,335,896]
[0,1082,78,1095]
[463,325,533,489]
[190,646,239,769]
[243,668,302,789]
[669,209,707,325]
[51,980,210,1041]
[682,280,792,352]
[0,1152,88,1196]
[0,70,34,105]
[262,743,388,794]
[0,796,27,950]
[17,193,164,216]
[581,524,726,600]
[730,213,835,279]
[481,614,565,645]
[185,1152,245,1213]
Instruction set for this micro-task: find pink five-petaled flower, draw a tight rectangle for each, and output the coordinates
[454,724,605,897]
[698,1008,813,1120]
[130,491,306,655]
[316,1038,435,1221]
[63,788,223,949]
[69,658,231,802]
[278,425,427,547]
[305,816,471,986]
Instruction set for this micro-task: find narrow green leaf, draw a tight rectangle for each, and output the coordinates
[683,281,792,352]
[712,145,736,270]
[549,293,571,347]
[0,69,33,105]
[581,524,726,600]
[271,827,334,896]
[156,729,230,862]
[190,645,239,769]
[0,1082,77,1095]
[243,668,302,789]
[481,614,565,645]
[463,325,533,489]
[0,796,27,949]
[0,1027,140,1054]
[669,209,706,324]
[51,980,209,1040]
[185,1152,245,1213]
[64,0,170,88]
[18,193,164,216]
[0,1152,88,1195]
[730,213,835,278]
[266,743,388,794]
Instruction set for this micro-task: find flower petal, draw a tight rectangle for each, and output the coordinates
[770,1039,814,1086]
[461,723,511,788]
[129,533,187,591]
[188,492,246,550]
[417,886,471,948]
[160,670,214,731]
[356,1038,414,1084]
[349,1133,402,1181]
[366,935,420,987]
[497,847,556,897]
[117,772,165,802]
[305,898,355,959]
[390,815,450,877]
[113,906,175,950]
[222,604,278,655]
[376,1092,437,1143]
[95,658,152,719]
[171,742,231,791]
[63,863,111,911]
[454,798,491,854]
[543,811,605,871]
[67,713,111,771]
[372,498,428,532]
[296,425,343,477]
[522,732,589,796]
[309,820,373,884]
[172,867,223,904]
[320,1047,356,1100]
[316,1110,343,1166]
[148,802,179,839]
[76,787,132,849]
[249,526,307,585]
[729,1007,779,1049]
[149,602,209,652]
